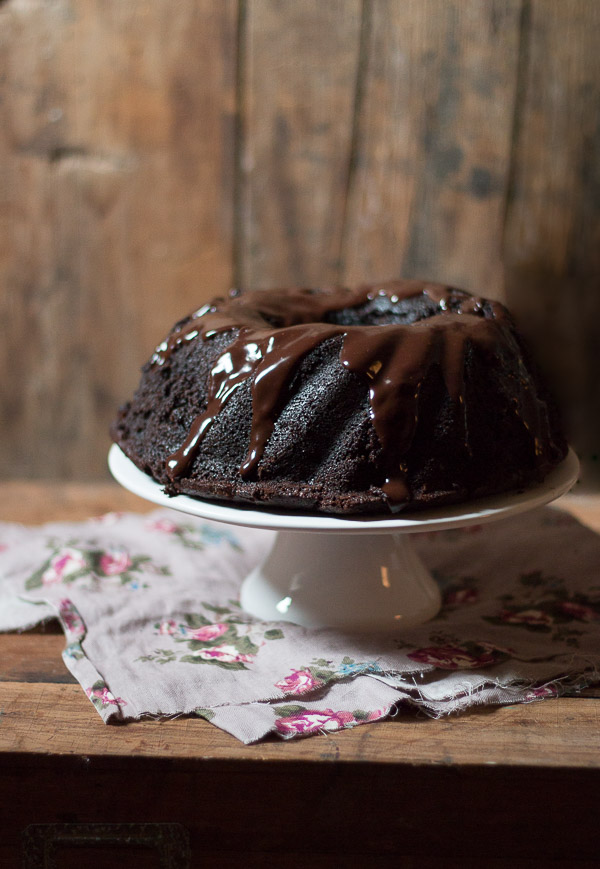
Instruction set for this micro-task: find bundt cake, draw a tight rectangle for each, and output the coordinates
[111,279,568,514]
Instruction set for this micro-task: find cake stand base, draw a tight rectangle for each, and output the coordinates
[109,445,579,632]
[240,530,441,631]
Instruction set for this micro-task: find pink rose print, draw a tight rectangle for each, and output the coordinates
[408,642,505,670]
[275,709,355,736]
[188,623,228,642]
[194,645,253,664]
[58,599,85,638]
[99,549,132,576]
[42,548,87,585]
[156,620,228,641]
[366,708,389,722]
[500,608,553,628]
[85,684,125,708]
[158,619,178,636]
[142,605,278,669]
[146,518,179,534]
[523,684,559,701]
[275,669,323,695]
[444,587,478,606]
[559,601,600,622]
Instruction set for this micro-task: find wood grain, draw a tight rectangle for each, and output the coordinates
[1,0,599,489]
[0,0,237,480]
[0,634,75,683]
[2,732,600,866]
[237,0,362,288]
[2,677,600,769]
[503,0,600,487]
[341,0,522,298]
[0,480,152,524]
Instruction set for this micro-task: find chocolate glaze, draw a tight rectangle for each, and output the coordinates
[151,279,559,508]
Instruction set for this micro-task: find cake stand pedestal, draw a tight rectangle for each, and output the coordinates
[109,445,579,632]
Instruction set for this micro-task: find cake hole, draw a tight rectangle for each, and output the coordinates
[324,293,440,327]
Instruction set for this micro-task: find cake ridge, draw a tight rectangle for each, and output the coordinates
[112,279,567,514]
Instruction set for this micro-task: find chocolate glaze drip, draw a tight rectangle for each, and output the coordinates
[154,279,557,508]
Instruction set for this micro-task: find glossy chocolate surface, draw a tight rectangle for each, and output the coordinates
[149,280,558,508]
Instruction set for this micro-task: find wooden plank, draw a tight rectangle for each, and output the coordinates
[4,687,599,859]
[341,0,522,299]
[1,758,600,865]
[503,0,600,490]
[0,0,237,480]
[0,634,74,683]
[1,679,600,769]
[237,0,362,288]
[2,747,600,864]
[558,494,600,534]
[2,485,600,866]
[0,480,152,524]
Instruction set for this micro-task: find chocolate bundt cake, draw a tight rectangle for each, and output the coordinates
[111,280,567,514]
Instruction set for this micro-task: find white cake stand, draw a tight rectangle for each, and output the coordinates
[109,444,579,632]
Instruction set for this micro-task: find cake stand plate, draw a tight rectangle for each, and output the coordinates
[109,445,579,632]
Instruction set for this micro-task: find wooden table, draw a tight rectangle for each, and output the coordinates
[2,483,600,868]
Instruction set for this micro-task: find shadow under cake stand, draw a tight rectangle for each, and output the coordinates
[109,445,579,633]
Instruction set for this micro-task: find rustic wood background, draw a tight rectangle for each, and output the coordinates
[1,0,598,484]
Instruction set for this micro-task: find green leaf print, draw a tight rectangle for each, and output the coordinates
[195,708,215,721]
[234,635,260,656]
[179,655,248,670]
[141,602,286,669]
[203,603,234,616]
[138,648,178,665]
[273,704,307,718]
[182,613,212,629]
[25,562,50,591]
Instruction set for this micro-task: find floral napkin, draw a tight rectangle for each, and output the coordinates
[1,505,600,743]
